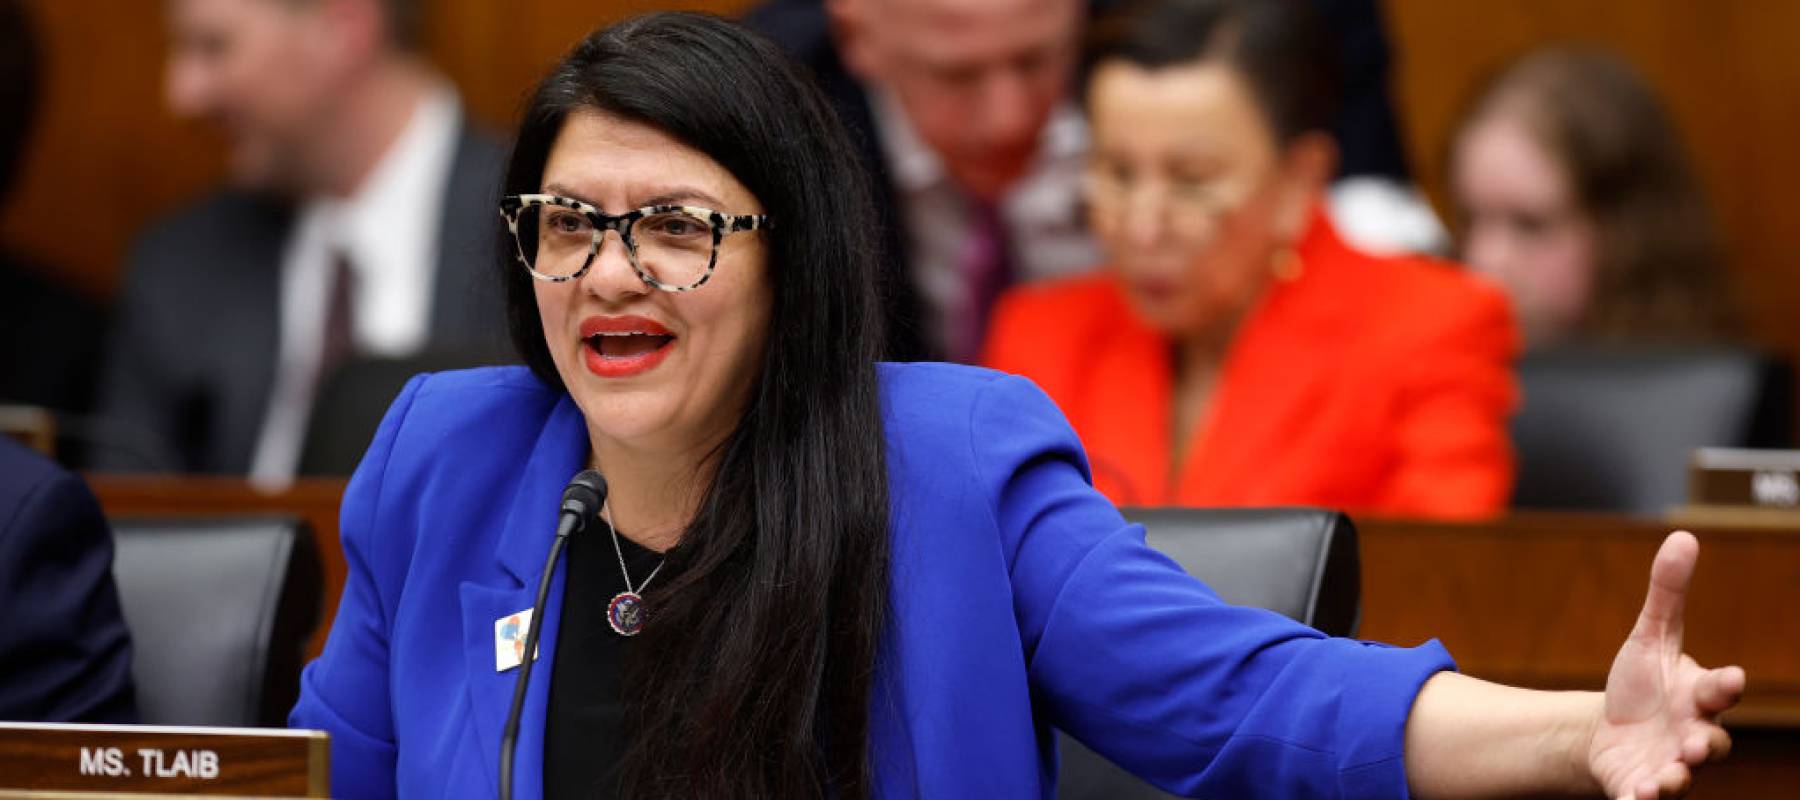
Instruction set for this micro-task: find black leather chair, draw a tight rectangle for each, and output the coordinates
[299,350,509,476]
[1057,507,1360,800]
[108,517,323,727]
[1511,345,1793,514]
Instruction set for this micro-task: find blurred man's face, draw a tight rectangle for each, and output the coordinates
[166,0,340,193]
[837,0,1082,201]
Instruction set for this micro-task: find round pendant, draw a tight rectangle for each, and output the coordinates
[607,591,647,636]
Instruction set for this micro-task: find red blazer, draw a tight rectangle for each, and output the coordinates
[983,211,1519,519]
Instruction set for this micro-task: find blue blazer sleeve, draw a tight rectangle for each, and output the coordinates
[289,374,429,799]
[973,374,1454,798]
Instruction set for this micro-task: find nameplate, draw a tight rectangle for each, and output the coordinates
[1690,447,1800,508]
[0,722,328,798]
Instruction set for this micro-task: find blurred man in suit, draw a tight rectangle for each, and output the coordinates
[746,0,1440,362]
[0,437,137,723]
[750,0,1101,362]
[95,0,505,482]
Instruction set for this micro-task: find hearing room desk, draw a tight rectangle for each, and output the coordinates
[88,477,1799,795]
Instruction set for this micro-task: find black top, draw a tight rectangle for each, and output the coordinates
[542,522,664,799]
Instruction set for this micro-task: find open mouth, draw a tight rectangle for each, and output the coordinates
[579,316,678,378]
[585,332,676,359]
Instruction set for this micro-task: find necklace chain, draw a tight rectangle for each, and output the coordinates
[602,501,665,595]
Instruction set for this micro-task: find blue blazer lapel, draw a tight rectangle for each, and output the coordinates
[459,395,587,800]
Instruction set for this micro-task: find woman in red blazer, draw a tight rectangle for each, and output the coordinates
[984,0,1519,519]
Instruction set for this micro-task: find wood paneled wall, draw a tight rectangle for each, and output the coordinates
[5,1,1797,362]
[2,0,223,299]
[427,0,749,137]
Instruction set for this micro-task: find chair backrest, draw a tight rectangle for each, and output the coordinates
[1511,345,1793,514]
[299,351,507,477]
[108,517,322,727]
[1056,507,1360,800]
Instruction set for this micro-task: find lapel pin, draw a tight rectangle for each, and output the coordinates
[494,608,540,672]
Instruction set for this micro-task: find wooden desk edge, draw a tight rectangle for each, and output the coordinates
[0,722,327,739]
[308,735,329,798]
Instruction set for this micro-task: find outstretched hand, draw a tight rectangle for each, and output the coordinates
[1587,531,1746,799]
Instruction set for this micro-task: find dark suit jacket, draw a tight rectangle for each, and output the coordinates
[0,438,137,722]
[93,121,509,473]
[742,0,1413,360]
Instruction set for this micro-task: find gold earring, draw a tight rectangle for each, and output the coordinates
[1271,248,1304,282]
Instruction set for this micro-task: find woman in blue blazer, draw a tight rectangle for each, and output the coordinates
[291,9,1742,799]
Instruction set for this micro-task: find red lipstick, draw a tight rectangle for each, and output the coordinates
[579,315,677,378]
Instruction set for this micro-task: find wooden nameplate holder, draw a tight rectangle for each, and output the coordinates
[0,722,328,798]
[1671,447,1800,528]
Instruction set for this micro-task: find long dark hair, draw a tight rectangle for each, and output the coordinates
[1084,0,1338,146]
[1450,48,1738,341]
[498,13,890,797]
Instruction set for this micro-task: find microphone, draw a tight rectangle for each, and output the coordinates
[499,469,607,800]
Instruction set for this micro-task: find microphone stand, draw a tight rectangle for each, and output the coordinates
[499,470,606,800]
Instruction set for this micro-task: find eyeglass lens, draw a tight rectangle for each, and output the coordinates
[515,204,715,288]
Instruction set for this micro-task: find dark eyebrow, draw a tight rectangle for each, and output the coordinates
[542,182,599,208]
[640,188,727,209]
[540,182,727,212]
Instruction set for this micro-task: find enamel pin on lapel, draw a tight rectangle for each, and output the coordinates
[494,608,538,672]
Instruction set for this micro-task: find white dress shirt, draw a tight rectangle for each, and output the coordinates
[870,90,1102,359]
[249,85,463,488]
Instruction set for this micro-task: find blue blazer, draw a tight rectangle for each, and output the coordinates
[291,364,1453,798]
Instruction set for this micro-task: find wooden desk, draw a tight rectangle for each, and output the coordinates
[89,479,1799,793]
[1360,514,1800,798]
[1359,513,1800,728]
